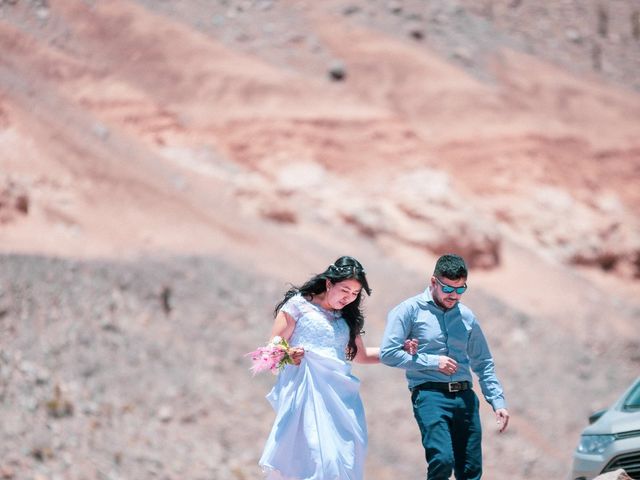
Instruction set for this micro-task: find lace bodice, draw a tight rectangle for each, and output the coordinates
[281,293,350,361]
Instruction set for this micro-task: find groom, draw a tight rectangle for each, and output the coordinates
[380,253,509,480]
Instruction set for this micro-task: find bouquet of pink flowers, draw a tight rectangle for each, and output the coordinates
[246,336,295,375]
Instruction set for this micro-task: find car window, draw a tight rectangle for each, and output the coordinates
[623,381,640,410]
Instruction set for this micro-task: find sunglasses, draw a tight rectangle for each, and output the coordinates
[434,277,467,295]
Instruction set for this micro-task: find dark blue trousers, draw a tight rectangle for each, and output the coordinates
[411,388,483,480]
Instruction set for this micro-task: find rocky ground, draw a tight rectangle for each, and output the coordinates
[0,254,283,480]
[1,251,639,480]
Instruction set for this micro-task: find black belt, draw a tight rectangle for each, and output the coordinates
[412,381,471,393]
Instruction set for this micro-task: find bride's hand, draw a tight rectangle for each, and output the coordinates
[289,347,305,365]
[403,338,419,355]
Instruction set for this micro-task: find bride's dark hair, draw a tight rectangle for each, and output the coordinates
[274,256,371,360]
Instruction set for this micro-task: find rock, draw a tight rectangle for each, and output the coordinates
[14,194,28,214]
[565,28,582,43]
[341,190,501,269]
[92,123,110,140]
[160,285,172,315]
[327,60,346,81]
[0,179,29,223]
[0,465,15,479]
[158,405,173,422]
[341,204,390,239]
[260,205,297,224]
[342,5,360,16]
[452,46,472,64]
[274,161,327,193]
[388,169,501,268]
[35,6,49,21]
[30,438,54,462]
[19,361,50,385]
[407,26,425,41]
[387,1,402,14]
[493,185,640,278]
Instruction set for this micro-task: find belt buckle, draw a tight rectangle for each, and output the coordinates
[448,382,462,392]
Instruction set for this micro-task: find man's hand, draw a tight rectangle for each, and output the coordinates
[495,408,510,433]
[403,338,419,355]
[437,356,458,375]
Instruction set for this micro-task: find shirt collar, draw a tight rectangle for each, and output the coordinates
[419,287,437,306]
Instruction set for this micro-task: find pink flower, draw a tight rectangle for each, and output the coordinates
[246,337,294,375]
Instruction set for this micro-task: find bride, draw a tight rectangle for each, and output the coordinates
[258,256,417,480]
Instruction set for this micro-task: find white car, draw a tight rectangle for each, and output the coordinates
[572,377,640,480]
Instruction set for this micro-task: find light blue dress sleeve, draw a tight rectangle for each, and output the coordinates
[280,295,301,320]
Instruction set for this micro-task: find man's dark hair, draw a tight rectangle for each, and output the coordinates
[434,254,468,280]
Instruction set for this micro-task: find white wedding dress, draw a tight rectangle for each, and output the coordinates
[259,294,367,480]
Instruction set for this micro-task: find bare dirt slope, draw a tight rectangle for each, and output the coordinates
[1,1,639,479]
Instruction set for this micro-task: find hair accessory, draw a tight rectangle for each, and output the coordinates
[332,264,366,275]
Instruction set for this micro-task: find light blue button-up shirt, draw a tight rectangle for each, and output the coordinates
[380,288,506,411]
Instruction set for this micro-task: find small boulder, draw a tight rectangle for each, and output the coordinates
[327,60,347,82]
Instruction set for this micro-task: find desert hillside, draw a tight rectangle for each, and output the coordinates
[1,1,639,480]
